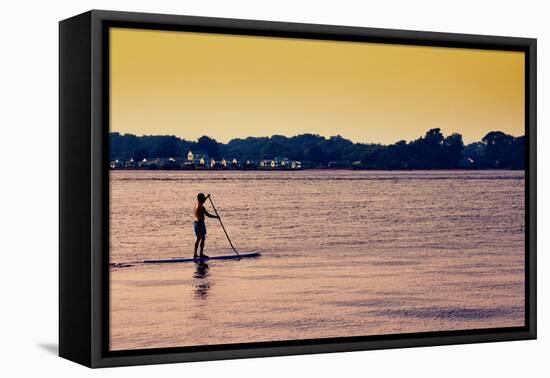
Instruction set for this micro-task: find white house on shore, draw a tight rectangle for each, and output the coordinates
[186,150,208,167]
[110,150,307,170]
[110,159,122,169]
[259,157,290,169]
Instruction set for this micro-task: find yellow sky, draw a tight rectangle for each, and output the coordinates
[110,27,525,144]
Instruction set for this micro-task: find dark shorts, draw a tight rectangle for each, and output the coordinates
[194,220,206,237]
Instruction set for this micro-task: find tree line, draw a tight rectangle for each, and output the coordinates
[110,128,525,169]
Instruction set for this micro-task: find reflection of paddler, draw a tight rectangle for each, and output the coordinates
[193,262,211,300]
[193,193,219,259]
[193,261,209,279]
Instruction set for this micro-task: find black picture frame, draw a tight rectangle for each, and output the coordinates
[59,9,537,368]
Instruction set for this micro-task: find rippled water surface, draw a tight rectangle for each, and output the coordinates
[109,170,525,350]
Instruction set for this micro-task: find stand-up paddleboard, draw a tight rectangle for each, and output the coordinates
[142,251,261,264]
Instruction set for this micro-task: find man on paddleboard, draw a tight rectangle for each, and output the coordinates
[193,193,219,259]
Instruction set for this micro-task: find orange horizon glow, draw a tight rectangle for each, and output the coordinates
[110,28,525,145]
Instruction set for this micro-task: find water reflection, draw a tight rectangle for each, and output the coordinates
[193,262,211,300]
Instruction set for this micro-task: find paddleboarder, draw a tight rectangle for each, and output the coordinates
[193,193,219,259]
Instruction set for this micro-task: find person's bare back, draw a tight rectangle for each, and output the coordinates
[194,203,206,222]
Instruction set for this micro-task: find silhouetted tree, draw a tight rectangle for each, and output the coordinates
[510,136,525,169]
[261,139,285,159]
[152,136,180,158]
[442,133,464,168]
[304,145,325,164]
[411,128,445,168]
[462,142,486,165]
[133,147,149,162]
[197,135,220,158]
[482,131,515,168]
[109,129,524,170]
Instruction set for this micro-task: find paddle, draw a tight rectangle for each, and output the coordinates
[206,194,240,257]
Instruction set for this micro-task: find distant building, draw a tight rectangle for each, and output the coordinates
[259,158,295,169]
[139,158,160,169]
[273,157,289,168]
[187,150,208,162]
[186,150,209,168]
[244,160,257,169]
[231,158,239,168]
[123,158,136,168]
[110,160,122,169]
[113,153,316,170]
[161,157,182,170]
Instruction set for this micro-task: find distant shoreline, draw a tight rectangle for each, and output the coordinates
[110,129,525,171]
[109,167,525,172]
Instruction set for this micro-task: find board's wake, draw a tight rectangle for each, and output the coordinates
[142,251,261,264]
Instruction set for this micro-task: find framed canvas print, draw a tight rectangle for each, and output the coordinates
[59,10,536,368]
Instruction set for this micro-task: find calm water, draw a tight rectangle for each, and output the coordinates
[109,170,525,351]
